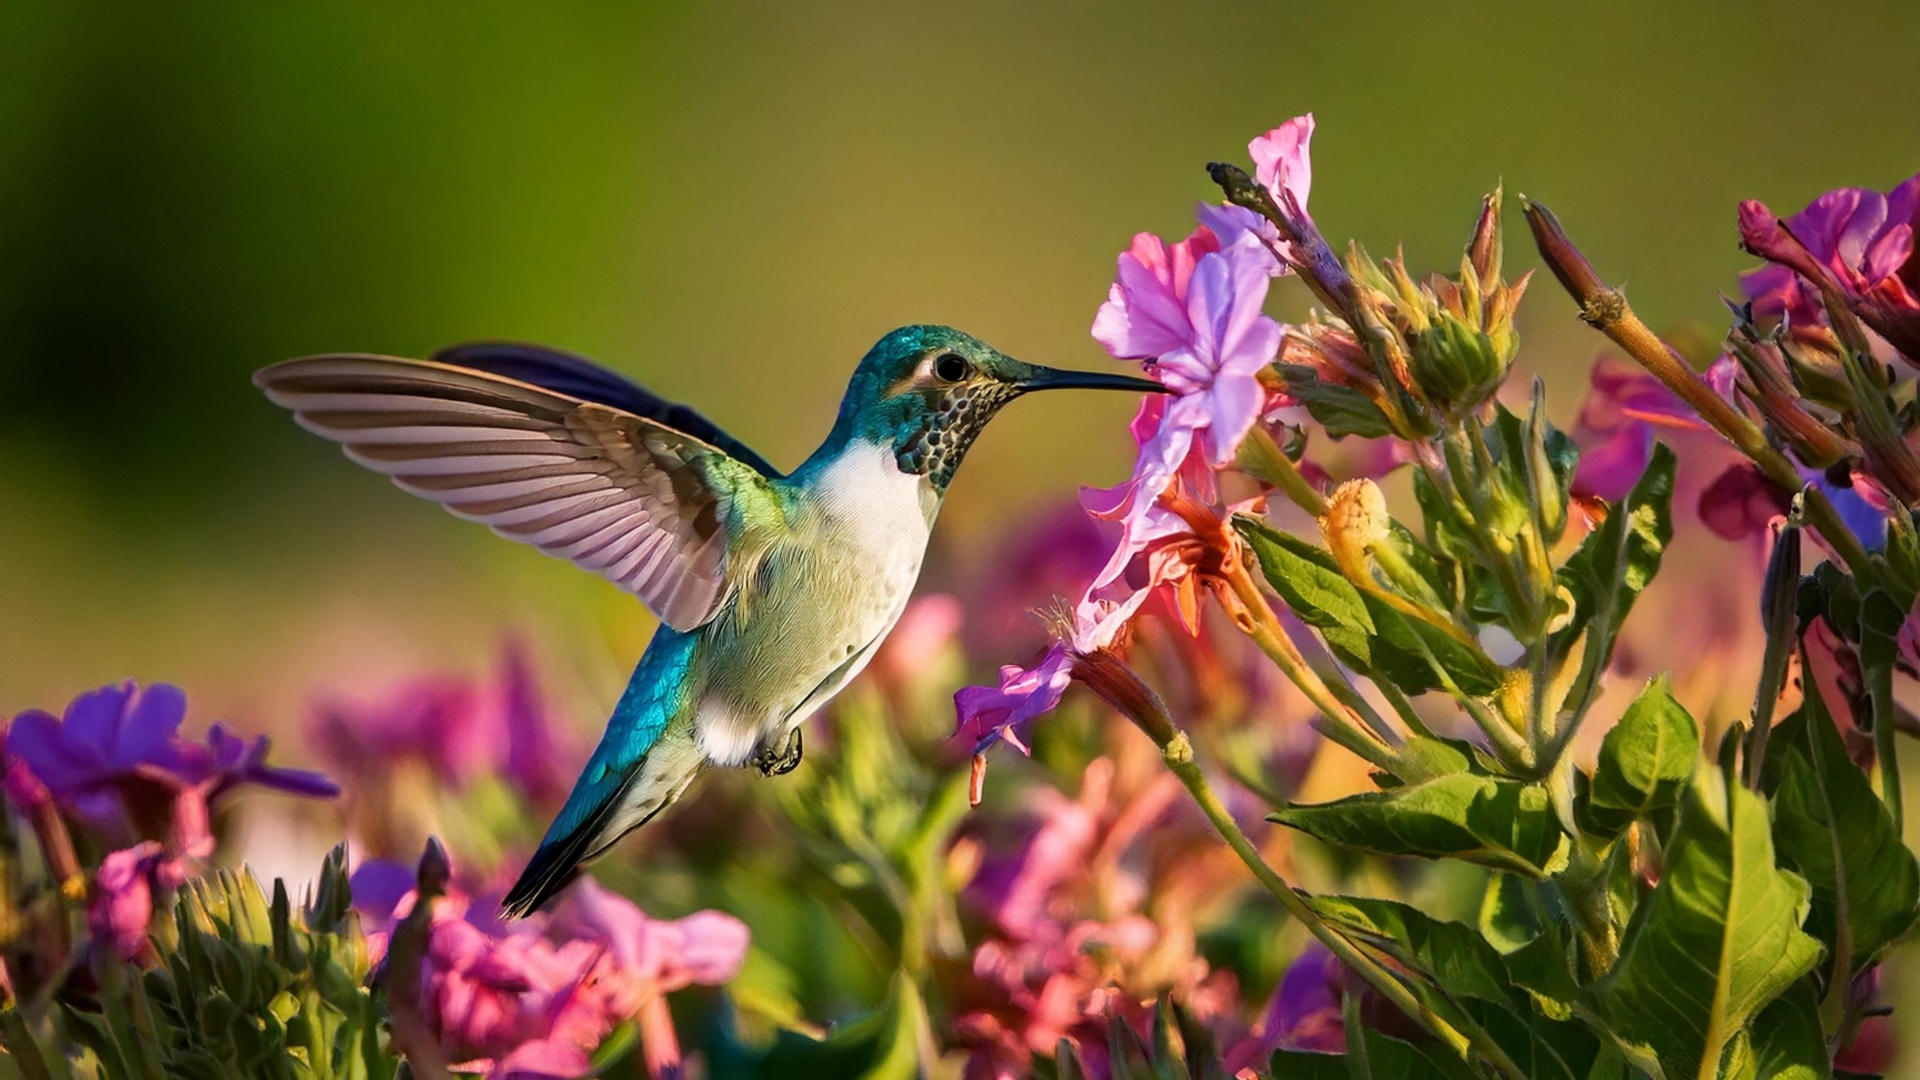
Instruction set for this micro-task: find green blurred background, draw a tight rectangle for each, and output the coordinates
[2,0,1917,756]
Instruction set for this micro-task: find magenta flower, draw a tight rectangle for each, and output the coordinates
[954,590,1148,762]
[1741,173,1920,330]
[311,641,578,805]
[89,842,165,962]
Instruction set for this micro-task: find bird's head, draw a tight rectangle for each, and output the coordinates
[826,325,1165,490]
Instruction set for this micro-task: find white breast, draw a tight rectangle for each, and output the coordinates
[694,440,936,766]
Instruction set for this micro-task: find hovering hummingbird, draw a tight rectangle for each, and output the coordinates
[255,326,1161,916]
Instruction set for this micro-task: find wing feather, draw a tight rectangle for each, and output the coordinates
[256,353,782,631]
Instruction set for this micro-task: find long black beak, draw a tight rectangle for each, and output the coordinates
[1014,363,1168,394]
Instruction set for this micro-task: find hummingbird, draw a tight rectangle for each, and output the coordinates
[255,325,1161,916]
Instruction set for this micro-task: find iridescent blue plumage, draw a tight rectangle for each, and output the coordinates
[254,324,1163,917]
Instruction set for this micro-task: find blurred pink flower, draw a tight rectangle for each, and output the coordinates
[89,842,165,963]
[870,593,965,692]
[952,759,1236,1080]
[356,855,745,1080]
[1741,174,1920,330]
[311,641,577,805]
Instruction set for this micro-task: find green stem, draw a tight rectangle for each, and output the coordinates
[1871,659,1904,830]
[1220,560,1401,772]
[1161,734,1525,1080]
[1239,425,1329,517]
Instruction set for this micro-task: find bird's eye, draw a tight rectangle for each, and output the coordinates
[933,353,972,382]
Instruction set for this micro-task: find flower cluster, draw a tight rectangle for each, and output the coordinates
[5,680,336,963]
[356,845,749,1079]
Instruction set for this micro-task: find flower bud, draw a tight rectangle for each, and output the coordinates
[1320,479,1391,587]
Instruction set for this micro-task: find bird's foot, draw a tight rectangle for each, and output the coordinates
[753,729,803,777]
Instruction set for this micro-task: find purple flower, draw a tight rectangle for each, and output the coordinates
[90,842,165,962]
[1741,174,1920,330]
[7,682,190,826]
[1225,944,1345,1070]
[953,590,1147,764]
[191,723,340,801]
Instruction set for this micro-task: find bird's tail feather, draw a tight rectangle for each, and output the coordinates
[499,734,704,919]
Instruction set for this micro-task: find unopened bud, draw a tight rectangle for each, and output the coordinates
[1408,312,1516,416]
[1321,479,1391,587]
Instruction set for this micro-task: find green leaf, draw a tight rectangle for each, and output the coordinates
[1234,518,1500,697]
[1278,364,1396,438]
[1237,518,1376,636]
[1310,896,1598,1080]
[1584,675,1700,839]
[1266,1048,1349,1079]
[1552,442,1676,700]
[1764,692,1919,977]
[1592,766,1823,1080]
[1747,981,1831,1080]
[1271,774,1568,879]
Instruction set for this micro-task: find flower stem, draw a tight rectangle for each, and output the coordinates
[1217,557,1402,771]
[1238,426,1329,517]
[1520,196,1877,582]
[1159,733,1525,1080]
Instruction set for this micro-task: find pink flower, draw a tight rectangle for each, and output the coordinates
[359,853,745,1080]
[546,878,750,995]
[1094,235,1283,533]
[90,842,165,962]
[869,593,965,692]
[1196,114,1317,271]
[1741,174,1920,329]
[1568,356,1716,503]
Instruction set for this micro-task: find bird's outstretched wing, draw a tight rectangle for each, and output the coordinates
[255,353,783,632]
[429,341,785,478]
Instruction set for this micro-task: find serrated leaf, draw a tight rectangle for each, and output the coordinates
[1584,675,1700,839]
[1236,518,1376,636]
[1764,689,1919,977]
[1235,518,1500,697]
[1593,766,1823,1080]
[1271,774,1567,879]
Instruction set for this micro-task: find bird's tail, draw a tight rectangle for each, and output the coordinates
[499,724,705,919]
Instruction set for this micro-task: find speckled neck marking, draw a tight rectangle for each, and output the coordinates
[892,381,1021,491]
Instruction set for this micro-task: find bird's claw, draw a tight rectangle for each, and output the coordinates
[753,729,803,777]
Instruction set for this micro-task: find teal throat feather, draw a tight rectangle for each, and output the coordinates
[254,324,1163,916]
